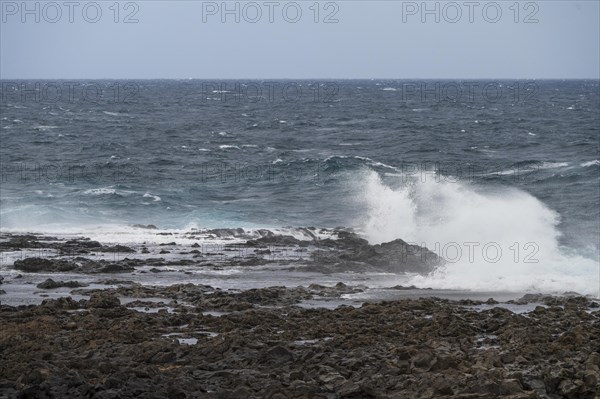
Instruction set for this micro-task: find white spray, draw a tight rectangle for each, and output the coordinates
[357,170,599,295]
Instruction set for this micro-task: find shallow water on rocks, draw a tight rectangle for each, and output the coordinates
[467,303,548,314]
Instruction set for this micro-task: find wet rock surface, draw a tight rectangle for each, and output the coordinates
[2,232,598,398]
[36,279,89,289]
[13,257,137,274]
[0,234,135,255]
[2,230,445,276]
[1,286,598,399]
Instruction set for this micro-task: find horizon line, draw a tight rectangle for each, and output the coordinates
[1,77,599,81]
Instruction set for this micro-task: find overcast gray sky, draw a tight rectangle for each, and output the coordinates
[1,1,599,79]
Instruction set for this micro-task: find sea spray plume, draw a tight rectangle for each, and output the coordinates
[355,169,599,294]
[361,170,417,244]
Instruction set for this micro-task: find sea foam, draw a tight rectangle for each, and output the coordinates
[357,170,599,295]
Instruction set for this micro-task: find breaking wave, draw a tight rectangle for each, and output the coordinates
[357,170,599,295]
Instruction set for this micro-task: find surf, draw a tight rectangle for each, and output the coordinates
[355,169,599,295]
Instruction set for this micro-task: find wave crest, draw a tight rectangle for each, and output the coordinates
[356,170,598,294]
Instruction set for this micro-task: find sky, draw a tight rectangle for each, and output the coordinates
[0,0,599,79]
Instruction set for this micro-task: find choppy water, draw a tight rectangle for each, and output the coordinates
[1,80,599,294]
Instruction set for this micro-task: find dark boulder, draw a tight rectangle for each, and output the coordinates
[246,235,303,247]
[88,291,121,309]
[311,234,443,274]
[14,258,77,273]
[36,279,88,289]
[99,245,136,253]
[352,238,443,274]
[263,346,294,364]
[132,224,158,230]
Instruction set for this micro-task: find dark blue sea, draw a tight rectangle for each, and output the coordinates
[1,80,599,294]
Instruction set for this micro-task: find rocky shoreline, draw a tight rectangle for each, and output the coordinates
[0,229,443,275]
[1,232,599,398]
[1,284,599,399]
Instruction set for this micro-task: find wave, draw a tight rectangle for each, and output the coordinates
[539,161,569,169]
[32,125,58,131]
[323,155,401,173]
[511,160,569,170]
[581,160,600,167]
[481,160,572,178]
[0,219,338,249]
[0,203,115,231]
[83,187,118,196]
[143,192,162,202]
[355,170,598,295]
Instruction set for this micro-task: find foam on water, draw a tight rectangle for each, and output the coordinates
[581,160,600,167]
[357,170,599,295]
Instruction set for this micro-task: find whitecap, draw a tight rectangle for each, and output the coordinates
[581,160,600,167]
[324,155,401,172]
[143,192,161,202]
[83,188,117,195]
[539,162,568,169]
[32,125,58,131]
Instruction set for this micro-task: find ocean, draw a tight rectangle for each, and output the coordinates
[1,79,599,295]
